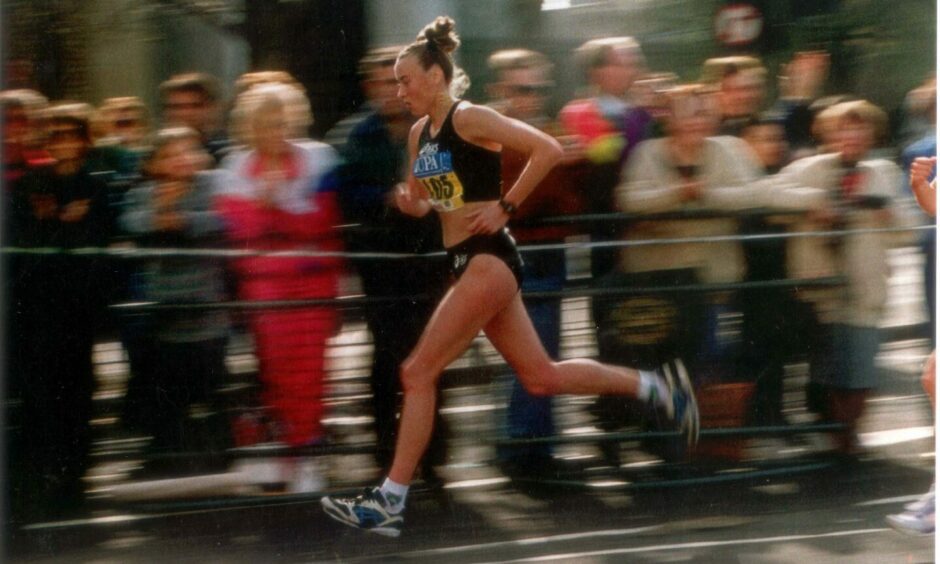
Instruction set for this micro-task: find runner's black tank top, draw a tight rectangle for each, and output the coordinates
[413,102,502,212]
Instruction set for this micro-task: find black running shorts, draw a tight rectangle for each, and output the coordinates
[445,228,524,289]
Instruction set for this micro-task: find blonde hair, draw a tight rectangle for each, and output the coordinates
[574,37,644,79]
[95,96,150,142]
[831,99,889,144]
[234,71,305,97]
[230,82,313,147]
[701,56,766,85]
[0,88,48,115]
[487,49,553,75]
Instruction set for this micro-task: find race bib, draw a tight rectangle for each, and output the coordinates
[413,143,465,212]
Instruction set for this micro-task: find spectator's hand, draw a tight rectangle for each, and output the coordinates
[154,211,185,232]
[259,170,287,209]
[557,135,586,164]
[29,193,58,220]
[783,51,829,100]
[59,199,90,223]
[807,204,839,226]
[872,207,893,225]
[465,201,509,235]
[910,156,937,217]
[678,181,704,202]
[154,181,187,211]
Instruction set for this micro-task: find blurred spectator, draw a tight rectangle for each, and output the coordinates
[702,56,768,137]
[596,84,760,461]
[85,97,148,187]
[2,89,51,521]
[774,100,901,456]
[8,102,116,521]
[215,83,343,492]
[560,36,653,279]
[899,77,936,346]
[326,46,450,480]
[119,127,233,476]
[559,38,654,459]
[487,48,587,478]
[97,96,151,151]
[85,97,154,441]
[808,95,856,155]
[771,51,831,156]
[160,72,230,163]
[741,113,790,175]
[631,71,679,137]
[234,70,306,98]
[896,75,937,150]
[615,85,762,374]
[886,156,935,536]
[738,113,799,426]
[1,89,51,187]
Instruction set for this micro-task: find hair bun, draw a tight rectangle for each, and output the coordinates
[419,16,460,54]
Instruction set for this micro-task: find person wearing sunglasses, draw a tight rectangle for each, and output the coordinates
[485,48,587,482]
[9,102,117,522]
[614,85,763,401]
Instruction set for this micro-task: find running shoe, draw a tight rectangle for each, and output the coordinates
[905,484,935,512]
[887,493,935,536]
[658,358,700,447]
[321,487,404,537]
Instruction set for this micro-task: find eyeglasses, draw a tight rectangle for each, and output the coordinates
[163,101,206,111]
[506,83,552,96]
[671,96,718,120]
[114,118,141,129]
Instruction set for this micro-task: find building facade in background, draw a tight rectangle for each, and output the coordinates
[2,0,935,141]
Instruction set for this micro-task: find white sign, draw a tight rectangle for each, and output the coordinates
[715,3,764,47]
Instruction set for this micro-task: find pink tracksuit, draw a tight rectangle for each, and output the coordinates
[215,141,342,447]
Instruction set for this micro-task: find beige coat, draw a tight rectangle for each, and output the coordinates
[768,153,902,327]
[615,136,763,284]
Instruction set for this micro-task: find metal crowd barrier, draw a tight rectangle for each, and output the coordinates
[4,213,935,506]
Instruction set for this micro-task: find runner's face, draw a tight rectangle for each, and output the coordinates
[395,55,437,117]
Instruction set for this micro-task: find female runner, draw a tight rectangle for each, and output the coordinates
[322,16,699,537]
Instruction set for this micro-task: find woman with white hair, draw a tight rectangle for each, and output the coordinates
[214,82,343,492]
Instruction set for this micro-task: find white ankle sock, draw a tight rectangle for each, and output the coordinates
[638,370,670,410]
[379,477,408,513]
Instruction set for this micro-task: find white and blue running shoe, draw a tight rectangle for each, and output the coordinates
[658,358,700,446]
[321,487,404,537]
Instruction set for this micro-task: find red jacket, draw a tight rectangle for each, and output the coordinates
[214,141,343,300]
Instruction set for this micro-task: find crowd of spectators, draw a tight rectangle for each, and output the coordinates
[2,35,934,522]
